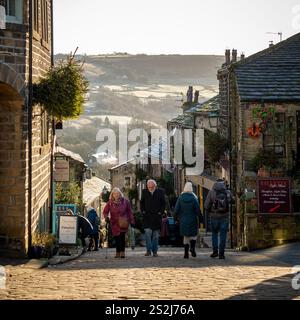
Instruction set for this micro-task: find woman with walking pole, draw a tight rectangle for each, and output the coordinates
[103,188,135,258]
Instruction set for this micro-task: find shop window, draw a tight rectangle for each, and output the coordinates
[1,0,23,24]
[263,113,286,157]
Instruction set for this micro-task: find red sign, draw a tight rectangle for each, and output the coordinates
[257,178,292,214]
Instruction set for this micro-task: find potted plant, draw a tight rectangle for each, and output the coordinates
[30,232,44,259]
[30,232,57,259]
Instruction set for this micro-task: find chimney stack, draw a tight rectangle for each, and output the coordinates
[232,49,237,63]
[241,52,245,60]
[187,86,193,103]
[225,49,231,65]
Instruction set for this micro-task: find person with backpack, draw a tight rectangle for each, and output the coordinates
[204,179,230,259]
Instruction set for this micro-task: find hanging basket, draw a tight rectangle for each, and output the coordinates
[33,50,89,120]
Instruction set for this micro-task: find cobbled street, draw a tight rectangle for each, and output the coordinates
[0,244,299,300]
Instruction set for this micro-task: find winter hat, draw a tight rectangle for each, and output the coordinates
[183,182,193,193]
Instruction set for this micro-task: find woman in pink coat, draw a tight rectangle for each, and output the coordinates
[103,188,135,258]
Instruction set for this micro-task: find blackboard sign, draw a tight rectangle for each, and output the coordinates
[257,178,292,214]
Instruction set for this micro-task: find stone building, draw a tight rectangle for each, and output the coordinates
[0,0,53,257]
[168,94,224,230]
[218,32,300,249]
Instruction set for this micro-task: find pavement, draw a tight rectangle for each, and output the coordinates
[0,242,299,300]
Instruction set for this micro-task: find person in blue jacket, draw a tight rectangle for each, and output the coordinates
[87,207,100,251]
[174,182,203,259]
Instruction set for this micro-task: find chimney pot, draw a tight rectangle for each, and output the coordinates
[232,49,237,63]
[225,49,231,65]
[241,52,245,60]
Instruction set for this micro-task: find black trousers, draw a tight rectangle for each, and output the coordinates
[88,232,99,250]
[114,232,126,253]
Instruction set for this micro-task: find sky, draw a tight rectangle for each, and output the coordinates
[54,0,300,56]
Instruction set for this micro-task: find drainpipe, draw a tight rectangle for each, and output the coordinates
[49,0,55,233]
[227,69,234,249]
[27,0,33,254]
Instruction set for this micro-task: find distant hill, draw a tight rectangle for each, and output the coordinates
[56,54,224,179]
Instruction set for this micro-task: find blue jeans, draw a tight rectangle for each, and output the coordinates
[144,228,160,254]
[211,217,229,255]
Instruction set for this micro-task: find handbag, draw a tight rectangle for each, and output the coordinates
[118,216,129,229]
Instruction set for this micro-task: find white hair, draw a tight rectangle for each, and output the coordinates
[109,187,124,201]
[147,179,157,187]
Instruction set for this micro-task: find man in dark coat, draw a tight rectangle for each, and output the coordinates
[141,179,166,257]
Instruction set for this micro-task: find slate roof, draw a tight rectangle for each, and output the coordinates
[187,95,219,116]
[168,95,220,127]
[233,32,300,102]
[55,146,85,164]
[83,176,111,206]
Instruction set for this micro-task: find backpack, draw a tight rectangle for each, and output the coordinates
[212,190,229,214]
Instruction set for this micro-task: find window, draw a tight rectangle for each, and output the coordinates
[41,111,49,146]
[124,177,131,188]
[33,0,39,33]
[1,0,23,24]
[263,113,286,157]
[41,0,48,43]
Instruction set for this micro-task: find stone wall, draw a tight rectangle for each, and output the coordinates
[110,163,137,194]
[0,0,53,256]
[0,84,26,254]
[245,214,300,250]
[236,102,300,250]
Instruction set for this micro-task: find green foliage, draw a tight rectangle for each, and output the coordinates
[33,51,89,119]
[128,188,138,201]
[32,232,58,257]
[249,149,280,172]
[135,168,147,181]
[157,172,175,196]
[55,182,82,205]
[204,130,229,163]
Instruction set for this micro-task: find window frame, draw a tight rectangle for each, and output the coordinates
[124,176,131,188]
[263,112,286,158]
[40,111,49,146]
[40,0,49,45]
[3,0,23,24]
